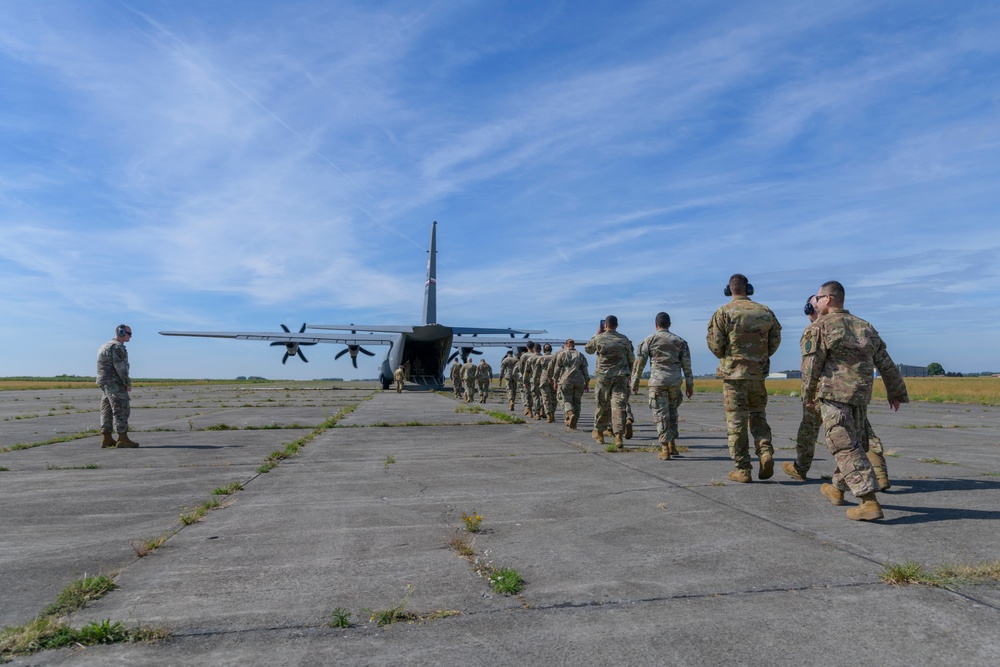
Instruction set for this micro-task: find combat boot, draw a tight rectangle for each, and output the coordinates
[782,461,807,482]
[821,483,845,506]
[867,451,891,491]
[535,412,543,420]
[758,452,774,480]
[625,421,633,440]
[614,434,625,451]
[564,413,571,426]
[846,493,883,521]
[727,469,751,483]
[509,401,514,411]
[592,429,605,444]
[100,432,116,448]
[115,432,139,448]
[658,444,671,460]
[569,413,579,430]
[526,408,533,418]
[668,440,679,456]
[546,413,554,423]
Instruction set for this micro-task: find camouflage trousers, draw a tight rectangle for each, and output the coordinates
[521,380,532,412]
[560,381,585,418]
[531,381,545,416]
[503,379,518,405]
[464,382,477,403]
[722,379,772,471]
[453,380,463,399]
[795,402,888,481]
[648,385,684,445]
[594,376,630,436]
[820,399,879,497]
[540,382,556,418]
[99,383,130,434]
[477,379,490,401]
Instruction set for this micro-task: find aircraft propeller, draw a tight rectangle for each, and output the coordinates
[448,347,483,364]
[269,323,316,364]
[335,344,376,368]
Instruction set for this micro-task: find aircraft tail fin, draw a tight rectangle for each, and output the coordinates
[422,221,437,325]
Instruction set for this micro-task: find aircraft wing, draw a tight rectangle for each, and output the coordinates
[451,336,571,349]
[159,331,397,346]
[450,327,547,336]
[307,324,415,334]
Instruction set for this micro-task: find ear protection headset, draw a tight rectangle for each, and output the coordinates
[803,298,815,316]
[117,325,129,337]
[723,283,754,297]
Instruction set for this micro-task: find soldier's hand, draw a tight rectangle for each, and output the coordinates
[889,399,901,411]
[686,386,693,399]
[631,384,639,394]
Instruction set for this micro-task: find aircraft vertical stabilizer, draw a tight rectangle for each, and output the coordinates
[422,221,438,325]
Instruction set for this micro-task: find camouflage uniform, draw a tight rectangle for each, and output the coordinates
[517,350,537,415]
[498,354,519,407]
[96,339,132,434]
[794,402,890,484]
[536,353,558,419]
[476,361,493,403]
[585,330,635,438]
[707,297,781,473]
[554,347,589,427]
[632,330,693,446]
[461,360,478,403]
[450,360,464,399]
[801,308,908,498]
[393,366,405,393]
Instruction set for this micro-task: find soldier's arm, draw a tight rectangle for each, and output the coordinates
[706,311,727,359]
[800,326,823,406]
[583,335,599,355]
[768,312,782,356]
[872,334,909,407]
[113,347,131,389]
[631,342,649,391]
[681,342,694,394]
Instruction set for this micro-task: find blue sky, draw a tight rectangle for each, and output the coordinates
[1,1,998,380]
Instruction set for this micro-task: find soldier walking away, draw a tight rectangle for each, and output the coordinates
[585,315,635,450]
[450,358,464,399]
[632,312,694,461]
[801,281,908,521]
[537,344,558,422]
[517,342,537,417]
[554,339,589,430]
[461,357,478,403]
[393,365,405,393]
[499,351,519,410]
[476,358,493,403]
[784,296,893,490]
[96,324,138,448]
[707,274,781,483]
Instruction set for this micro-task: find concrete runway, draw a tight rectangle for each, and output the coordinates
[2,382,999,665]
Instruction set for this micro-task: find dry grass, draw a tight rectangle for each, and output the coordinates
[689,377,1000,406]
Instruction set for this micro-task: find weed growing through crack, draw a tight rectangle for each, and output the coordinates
[212,482,243,496]
[461,511,483,533]
[384,454,396,468]
[881,559,1000,589]
[365,584,417,626]
[918,457,955,465]
[129,535,168,558]
[328,608,352,628]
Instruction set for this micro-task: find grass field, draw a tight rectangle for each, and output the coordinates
[0,377,343,391]
[687,377,1000,406]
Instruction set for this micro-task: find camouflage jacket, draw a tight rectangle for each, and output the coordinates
[536,353,557,384]
[706,297,781,380]
[450,362,463,382]
[800,309,909,406]
[553,348,589,386]
[632,330,693,389]
[96,340,131,388]
[499,355,519,382]
[584,330,635,380]
[477,362,493,380]
[517,352,537,383]
[461,362,478,382]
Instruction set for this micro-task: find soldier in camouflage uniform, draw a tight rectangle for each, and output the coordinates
[585,315,635,449]
[517,342,537,417]
[537,344,558,423]
[450,359,464,399]
[527,348,546,419]
[554,339,589,430]
[498,351,519,410]
[707,274,781,483]
[96,324,138,448]
[393,365,405,393]
[784,296,892,490]
[476,359,493,403]
[461,358,478,403]
[802,281,908,521]
[632,312,694,461]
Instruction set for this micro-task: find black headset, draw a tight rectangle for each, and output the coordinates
[117,324,129,337]
[804,298,815,316]
[724,283,754,297]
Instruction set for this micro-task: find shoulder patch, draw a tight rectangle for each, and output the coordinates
[800,328,817,356]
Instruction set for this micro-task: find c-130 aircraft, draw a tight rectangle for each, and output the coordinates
[161,222,569,389]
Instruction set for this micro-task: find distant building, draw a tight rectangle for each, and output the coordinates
[896,364,928,377]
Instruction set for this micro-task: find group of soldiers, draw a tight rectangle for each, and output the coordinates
[446,273,908,523]
[449,357,494,403]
